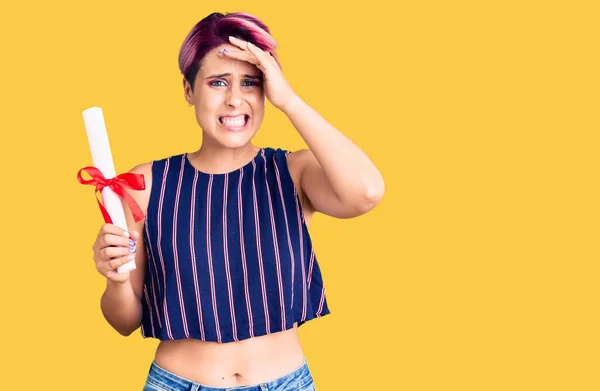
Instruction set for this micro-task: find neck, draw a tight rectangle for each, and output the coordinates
[189,142,260,174]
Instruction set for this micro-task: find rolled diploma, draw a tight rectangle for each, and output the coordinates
[82,106,136,273]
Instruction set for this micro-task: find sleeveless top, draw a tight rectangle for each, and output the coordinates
[139,147,330,342]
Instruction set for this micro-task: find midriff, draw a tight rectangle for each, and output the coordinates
[153,323,304,387]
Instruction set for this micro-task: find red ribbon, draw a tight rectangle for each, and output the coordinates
[77,166,146,223]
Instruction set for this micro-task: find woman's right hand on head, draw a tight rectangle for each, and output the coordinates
[92,223,139,284]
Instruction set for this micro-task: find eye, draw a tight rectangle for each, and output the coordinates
[242,80,261,87]
[209,80,227,87]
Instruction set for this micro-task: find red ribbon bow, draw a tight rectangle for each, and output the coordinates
[77,166,146,224]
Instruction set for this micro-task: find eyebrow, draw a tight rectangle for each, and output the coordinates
[205,73,262,80]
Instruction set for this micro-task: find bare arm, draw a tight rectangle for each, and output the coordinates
[98,162,153,336]
[100,278,143,336]
[283,97,385,219]
[221,36,384,219]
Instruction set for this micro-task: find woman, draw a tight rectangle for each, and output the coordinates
[92,12,384,391]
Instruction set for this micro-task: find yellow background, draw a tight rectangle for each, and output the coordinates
[0,0,598,389]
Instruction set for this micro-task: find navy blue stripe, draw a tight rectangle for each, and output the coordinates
[141,148,330,342]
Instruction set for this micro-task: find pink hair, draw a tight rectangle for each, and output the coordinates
[178,12,280,90]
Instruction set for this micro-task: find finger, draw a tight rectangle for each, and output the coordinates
[228,36,249,50]
[129,230,140,242]
[100,223,130,239]
[227,36,269,60]
[220,49,261,66]
[98,253,135,274]
[100,232,135,249]
[226,36,275,68]
[246,41,267,58]
[98,245,136,262]
[245,42,278,69]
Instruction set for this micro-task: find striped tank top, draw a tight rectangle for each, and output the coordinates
[140,147,330,343]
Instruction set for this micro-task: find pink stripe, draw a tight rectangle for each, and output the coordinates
[143,221,163,329]
[273,155,296,308]
[156,158,174,339]
[223,173,238,340]
[149,273,162,329]
[238,168,254,337]
[206,175,222,342]
[251,158,271,333]
[143,286,156,336]
[172,157,190,337]
[307,249,315,288]
[293,192,308,321]
[316,286,326,316]
[189,168,206,340]
[261,150,286,330]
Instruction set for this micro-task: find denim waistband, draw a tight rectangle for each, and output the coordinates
[146,358,313,391]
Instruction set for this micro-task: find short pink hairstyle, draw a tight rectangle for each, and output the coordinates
[178,12,280,91]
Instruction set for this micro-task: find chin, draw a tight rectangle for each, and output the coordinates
[204,126,255,149]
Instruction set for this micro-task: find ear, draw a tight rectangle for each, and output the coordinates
[183,78,193,103]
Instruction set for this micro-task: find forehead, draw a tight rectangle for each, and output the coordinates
[198,44,261,77]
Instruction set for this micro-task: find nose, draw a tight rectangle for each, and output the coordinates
[225,84,243,108]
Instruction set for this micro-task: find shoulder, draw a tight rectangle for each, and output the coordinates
[280,148,316,217]
[129,160,153,175]
[283,149,311,184]
[127,152,188,198]
[129,161,153,191]
[130,152,183,180]
[284,148,312,169]
[124,160,154,219]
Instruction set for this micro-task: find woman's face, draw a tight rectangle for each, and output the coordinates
[184,43,265,149]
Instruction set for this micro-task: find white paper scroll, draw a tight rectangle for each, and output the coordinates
[82,106,136,273]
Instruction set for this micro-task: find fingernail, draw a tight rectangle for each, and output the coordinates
[218,49,224,54]
[129,239,136,247]
[229,36,235,40]
[129,247,137,254]
[247,42,254,47]
[223,48,230,52]
[127,255,135,261]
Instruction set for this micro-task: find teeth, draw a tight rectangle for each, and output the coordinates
[220,115,246,127]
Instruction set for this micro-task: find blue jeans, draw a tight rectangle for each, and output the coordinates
[143,358,316,391]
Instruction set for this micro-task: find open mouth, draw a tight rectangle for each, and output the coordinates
[218,114,249,128]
